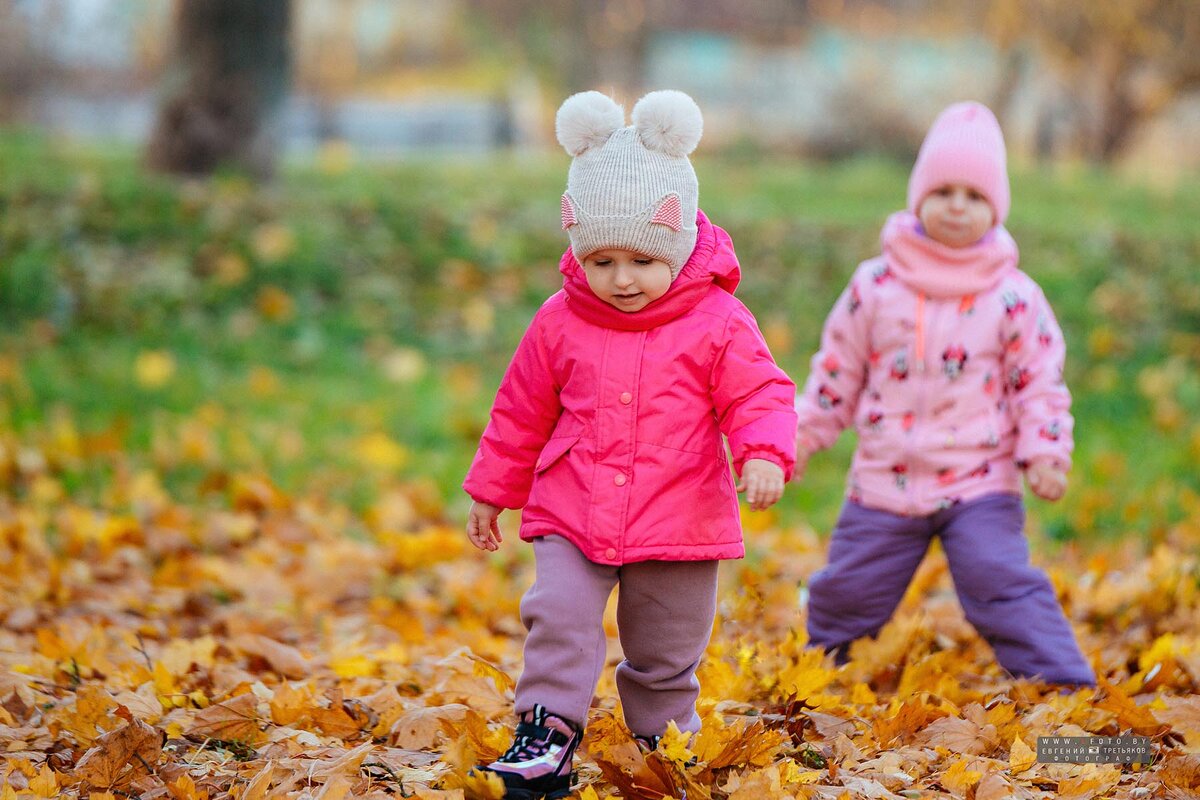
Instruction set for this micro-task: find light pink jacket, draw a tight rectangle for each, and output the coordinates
[465,213,797,564]
[796,212,1073,516]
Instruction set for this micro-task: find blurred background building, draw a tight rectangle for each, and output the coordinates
[3,0,1200,175]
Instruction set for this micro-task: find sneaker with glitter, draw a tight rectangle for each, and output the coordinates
[481,704,581,800]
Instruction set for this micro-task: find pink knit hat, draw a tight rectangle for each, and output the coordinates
[907,102,1010,224]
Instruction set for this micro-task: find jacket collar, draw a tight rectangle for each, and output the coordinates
[559,211,740,331]
[882,210,1019,298]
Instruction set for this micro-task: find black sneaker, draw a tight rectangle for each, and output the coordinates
[634,733,661,752]
[479,704,581,800]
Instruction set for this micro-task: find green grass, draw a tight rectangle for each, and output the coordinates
[0,131,1197,542]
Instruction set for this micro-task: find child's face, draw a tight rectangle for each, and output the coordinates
[918,183,995,248]
[581,249,673,312]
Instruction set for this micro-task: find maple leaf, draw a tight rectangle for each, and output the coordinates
[26,765,61,799]
[440,709,512,764]
[390,703,470,749]
[1008,734,1037,774]
[937,757,983,797]
[974,772,1014,800]
[167,773,211,800]
[914,714,996,756]
[186,692,267,746]
[1056,764,1121,799]
[774,646,836,702]
[658,720,697,766]
[268,681,314,727]
[693,716,786,770]
[1159,695,1200,738]
[1159,753,1200,789]
[467,652,516,694]
[58,684,118,746]
[312,701,363,740]
[585,713,680,800]
[871,698,941,748]
[74,718,163,788]
[1095,675,1172,736]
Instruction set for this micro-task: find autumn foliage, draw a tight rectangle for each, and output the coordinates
[1,470,1199,797]
[1,138,1199,798]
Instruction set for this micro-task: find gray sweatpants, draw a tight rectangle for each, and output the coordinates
[514,534,719,737]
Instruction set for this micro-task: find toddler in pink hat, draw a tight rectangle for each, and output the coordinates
[795,102,1094,685]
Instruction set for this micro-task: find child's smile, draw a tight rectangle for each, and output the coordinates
[582,249,674,312]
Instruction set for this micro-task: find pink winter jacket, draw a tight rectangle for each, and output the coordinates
[796,212,1073,516]
[464,212,797,564]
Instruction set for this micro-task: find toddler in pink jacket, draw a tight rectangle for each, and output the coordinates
[797,102,1094,686]
[463,90,797,799]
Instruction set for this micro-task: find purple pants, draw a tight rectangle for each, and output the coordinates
[807,493,1095,685]
[515,534,719,737]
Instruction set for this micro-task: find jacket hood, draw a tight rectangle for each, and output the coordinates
[559,210,741,330]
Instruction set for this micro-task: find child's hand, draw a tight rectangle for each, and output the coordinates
[1026,461,1068,501]
[736,459,785,511]
[467,501,503,551]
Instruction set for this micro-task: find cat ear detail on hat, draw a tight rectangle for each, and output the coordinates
[561,194,577,230]
[556,91,624,156]
[632,90,703,157]
[649,193,683,232]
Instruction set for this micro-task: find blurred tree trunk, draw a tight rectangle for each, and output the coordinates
[0,0,42,124]
[146,0,292,178]
[986,0,1200,163]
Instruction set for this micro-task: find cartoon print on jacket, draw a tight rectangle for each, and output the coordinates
[794,213,1073,516]
[942,345,968,379]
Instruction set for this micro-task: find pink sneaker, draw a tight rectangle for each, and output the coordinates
[480,705,581,799]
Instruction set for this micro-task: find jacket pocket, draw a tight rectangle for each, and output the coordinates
[535,434,581,474]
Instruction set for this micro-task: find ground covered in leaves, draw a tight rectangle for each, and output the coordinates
[1,473,1199,798]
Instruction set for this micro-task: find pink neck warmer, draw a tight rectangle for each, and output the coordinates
[881,211,1019,298]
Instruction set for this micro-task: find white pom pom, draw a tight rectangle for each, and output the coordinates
[631,90,703,157]
[556,91,624,156]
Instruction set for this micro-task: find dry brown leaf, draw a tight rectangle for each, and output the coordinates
[391,703,470,749]
[187,692,266,746]
[74,718,162,788]
[269,681,313,727]
[315,776,351,800]
[1159,754,1200,789]
[312,702,363,740]
[234,634,310,679]
[1008,734,1036,774]
[110,684,163,724]
[694,718,786,769]
[241,762,274,800]
[914,714,994,755]
[585,714,681,800]
[872,699,940,747]
[1094,676,1171,736]
[1056,764,1121,799]
[60,685,118,746]
[1159,695,1200,735]
[974,771,1012,800]
[310,741,375,780]
[937,757,983,797]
